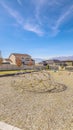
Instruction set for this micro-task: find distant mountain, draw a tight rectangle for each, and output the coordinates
[34,58,45,63]
[34,56,73,63]
[52,56,73,61]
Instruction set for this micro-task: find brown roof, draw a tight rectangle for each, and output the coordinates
[5,59,10,61]
[5,59,12,62]
[9,53,31,58]
[44,59,61,64]
[31,59,35,61]
[3,58,12,63]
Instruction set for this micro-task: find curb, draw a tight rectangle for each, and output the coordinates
[0,122,22,130]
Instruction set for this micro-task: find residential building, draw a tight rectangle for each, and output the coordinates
[2,59,12,64]
[42,59,61,66]
[9,53,35,65]
[62,60,73,66]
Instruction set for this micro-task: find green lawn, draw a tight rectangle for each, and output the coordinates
[0,70,34,75]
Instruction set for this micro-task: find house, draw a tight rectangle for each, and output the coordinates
[61,60,73,66]
[2,58,12,64]
[9,53,35,65]
[42,59,61,66]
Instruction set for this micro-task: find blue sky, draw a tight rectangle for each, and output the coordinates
[0,0,73,59]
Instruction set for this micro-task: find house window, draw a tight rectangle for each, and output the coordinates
[21,57,25,65]
[25,58,30,61]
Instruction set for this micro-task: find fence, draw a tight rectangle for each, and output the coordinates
[0,64,46,71]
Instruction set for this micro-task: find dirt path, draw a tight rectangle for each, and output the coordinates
[0,71,73,130]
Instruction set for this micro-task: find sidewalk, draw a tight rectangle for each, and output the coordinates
[0,122,22,130]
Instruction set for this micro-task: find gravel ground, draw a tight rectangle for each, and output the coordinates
[0,70,73,130]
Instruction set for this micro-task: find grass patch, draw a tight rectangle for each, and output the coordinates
[0,70,34,75]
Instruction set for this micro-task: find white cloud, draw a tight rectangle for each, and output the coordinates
[24,23,44,36]
[0,0,73,37]
[0,1,43,36]
[17,0,22,6]
[51,4,73,35]
[0,2,24,25]
[48,0,61,6]
[32,0,62,33]
[32,0,47,7]
[32,0,73,36]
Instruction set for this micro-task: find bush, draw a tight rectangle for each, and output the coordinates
[46,64,49,69]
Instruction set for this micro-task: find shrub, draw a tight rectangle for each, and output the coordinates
[46,64,49,69]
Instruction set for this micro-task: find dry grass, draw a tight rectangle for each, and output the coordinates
[0,70,73,130]
[12,70,67,93]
